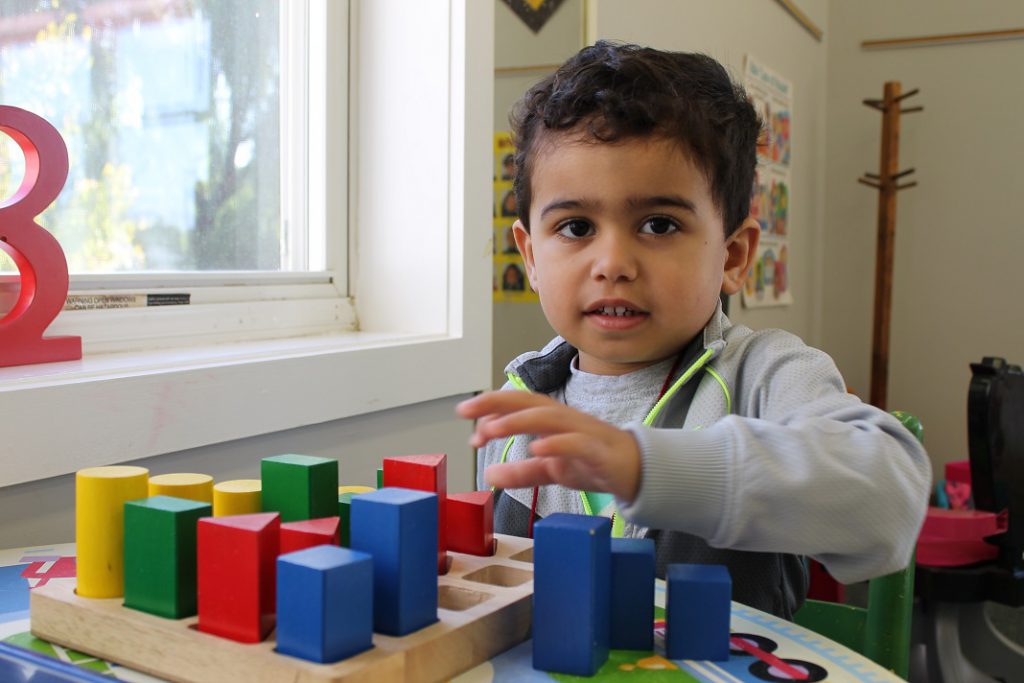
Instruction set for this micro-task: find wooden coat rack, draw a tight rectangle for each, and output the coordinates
[858,82,922,410]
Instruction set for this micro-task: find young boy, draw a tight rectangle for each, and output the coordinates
[457,41,931,619]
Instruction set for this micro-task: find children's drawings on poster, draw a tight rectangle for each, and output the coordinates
[750,166,788,237]
[744,239,792,307]
[743,56,793,309]
[493,132,539,303]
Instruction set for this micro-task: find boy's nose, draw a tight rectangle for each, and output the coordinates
[590,233,638,282]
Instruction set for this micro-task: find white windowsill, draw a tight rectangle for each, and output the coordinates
[0,330,489,488]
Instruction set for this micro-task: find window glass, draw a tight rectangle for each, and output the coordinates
[0,0,283,273]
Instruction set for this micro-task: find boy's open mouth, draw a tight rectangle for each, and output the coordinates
[587,305,645,317]
[583,301,650,325]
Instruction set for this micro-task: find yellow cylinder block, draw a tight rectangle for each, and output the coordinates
[212,479,262,517]
[148,472,214,502]
[338,485,376,495]
[76,465,149,598]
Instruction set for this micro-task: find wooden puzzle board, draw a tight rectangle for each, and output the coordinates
[30,534,535,683]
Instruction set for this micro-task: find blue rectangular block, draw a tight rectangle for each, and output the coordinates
[276,544,374,663]
[610,537,656,651]
[350,487,438,636]
[666,563,731,661]
[532,513,610,676]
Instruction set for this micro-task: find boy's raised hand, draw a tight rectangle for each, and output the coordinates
[456,391,642,504]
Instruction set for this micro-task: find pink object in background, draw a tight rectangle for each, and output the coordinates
[945,460,972,485]
[943,460,973,510]
[916,507,1006,567]
[0,105,80,367]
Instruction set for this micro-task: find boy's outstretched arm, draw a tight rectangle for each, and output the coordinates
[456,391,643,503]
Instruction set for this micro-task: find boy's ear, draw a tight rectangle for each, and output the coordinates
[512,221,539,293]
[721,217,760,295]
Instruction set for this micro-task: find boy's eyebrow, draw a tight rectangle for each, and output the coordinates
[539,194,697,219]
[627,194,697,213]
[539,198,597,219]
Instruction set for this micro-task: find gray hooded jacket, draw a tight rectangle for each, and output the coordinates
[477,304,931,619]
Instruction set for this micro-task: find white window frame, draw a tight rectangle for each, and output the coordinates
[29,0,353,355]
[0,0,494,488]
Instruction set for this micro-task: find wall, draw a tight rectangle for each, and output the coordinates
[0,397,476,549]
[823,1,1024,468]
[491,0,830,389]
[491,0,578,388]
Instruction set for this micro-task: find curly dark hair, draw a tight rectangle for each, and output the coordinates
[510,41,762,236]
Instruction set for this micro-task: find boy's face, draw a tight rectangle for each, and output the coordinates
[514,132,758,375]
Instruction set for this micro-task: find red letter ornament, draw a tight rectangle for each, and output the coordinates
[0,106,81,367]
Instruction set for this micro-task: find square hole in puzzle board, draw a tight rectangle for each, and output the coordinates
[461,564,532,588]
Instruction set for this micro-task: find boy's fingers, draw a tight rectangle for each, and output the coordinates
[468,412,503,447]
[457,391,555,419]
[528,432,602,461]
[483,459,559,489]
[475,406,589,442]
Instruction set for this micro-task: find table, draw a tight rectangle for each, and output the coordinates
[0,542,901,682]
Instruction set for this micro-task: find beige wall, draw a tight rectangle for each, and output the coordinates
[490,0,578,388]
[823,1,1024,470]
[0,397,477,549]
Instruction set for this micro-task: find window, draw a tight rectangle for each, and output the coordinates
[0,0,493,488]
[0,0,348,352]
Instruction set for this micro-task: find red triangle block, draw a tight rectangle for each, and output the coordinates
[446,490,494,556]
[383,454,448,572]
[280,516,341,555]
[197,512,280,643]
[208,511,279,533]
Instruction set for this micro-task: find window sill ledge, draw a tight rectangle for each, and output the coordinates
[0,330,489,488]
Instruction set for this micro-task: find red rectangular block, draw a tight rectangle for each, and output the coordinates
[279,516,341,555]
[383,454,448,572]
[197,512,280,643]
[447,491,494,556]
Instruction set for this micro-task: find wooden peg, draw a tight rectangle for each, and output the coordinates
[76,466,149,598]
[148,473,214,503]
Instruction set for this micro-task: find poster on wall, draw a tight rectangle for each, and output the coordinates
[493,132,539,303]
[743,55,793,308]
[744,238,791,307]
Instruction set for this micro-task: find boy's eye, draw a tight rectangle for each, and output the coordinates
[555,219,594,238]
[639,216,679,235]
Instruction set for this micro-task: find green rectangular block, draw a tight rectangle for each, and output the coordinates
[338,492,354,548]
[124,495,211,619]
[376,467,383,489]
[261,454,339,523]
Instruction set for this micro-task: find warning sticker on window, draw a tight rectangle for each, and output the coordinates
[64,293,191,311]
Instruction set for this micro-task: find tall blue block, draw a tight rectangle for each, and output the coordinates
[276,544,374,663]
[666,563,731,661]
[350,487,438,636]
[532,513,611,676]
[610,537,656,651]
